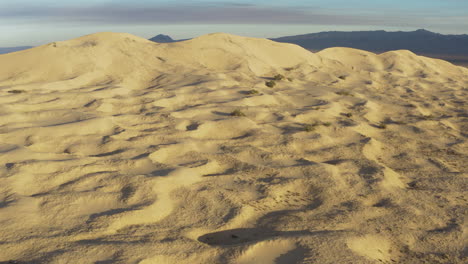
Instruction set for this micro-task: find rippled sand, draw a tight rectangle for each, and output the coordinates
[0,32,467,264]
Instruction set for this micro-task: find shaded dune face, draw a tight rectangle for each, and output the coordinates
[0,32,467,264]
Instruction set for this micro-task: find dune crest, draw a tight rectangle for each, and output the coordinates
[0,32,467,263]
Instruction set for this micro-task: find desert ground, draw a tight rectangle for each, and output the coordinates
[0,33,467,264]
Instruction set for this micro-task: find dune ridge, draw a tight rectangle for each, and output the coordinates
[0,32,467,264]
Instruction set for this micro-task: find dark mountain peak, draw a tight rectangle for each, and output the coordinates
[149,34,174,43]
[414,29,434,34]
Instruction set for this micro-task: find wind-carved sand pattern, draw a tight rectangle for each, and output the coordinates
[107,143,224,233]
[0,33,467,263]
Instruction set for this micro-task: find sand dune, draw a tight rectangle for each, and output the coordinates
[0,32,467,264]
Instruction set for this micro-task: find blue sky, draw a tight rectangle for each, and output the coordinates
[1,0,467,46]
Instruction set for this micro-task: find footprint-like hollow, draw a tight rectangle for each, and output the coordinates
[197,228,309,246]
[198,228,277,246]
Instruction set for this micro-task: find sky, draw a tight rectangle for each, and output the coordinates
[1,0,467,46]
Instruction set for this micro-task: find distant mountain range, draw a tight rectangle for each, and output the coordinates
[270,29,468,55]
[0,46,33,54]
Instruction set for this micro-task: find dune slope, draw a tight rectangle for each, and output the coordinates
[0,32,467,264]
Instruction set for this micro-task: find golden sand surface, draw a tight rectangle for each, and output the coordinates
[0,32,467,263]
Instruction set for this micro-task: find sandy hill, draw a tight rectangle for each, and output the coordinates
[1,33,326,91]
[0,32,467,264]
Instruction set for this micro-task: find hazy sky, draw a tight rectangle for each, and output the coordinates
[1,0,467,46]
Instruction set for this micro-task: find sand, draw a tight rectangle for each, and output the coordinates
[0,32,467,264]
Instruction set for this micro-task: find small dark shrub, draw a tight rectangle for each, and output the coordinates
[377,123,387,129]
[304,124,317,132]
[303,121,333,132]
[247,89,259,95]
[265,80,276,88]
[7,90,26,94]
[273,74,285,81]
[231,109,246,117]
[421,114,434,120]
[335,90,353,96]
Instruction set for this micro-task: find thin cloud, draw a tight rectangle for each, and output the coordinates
[0,2,466,30]
[0,5,364,25]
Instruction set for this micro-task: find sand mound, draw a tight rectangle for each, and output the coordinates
[319,47,467,77]
[0,32,467,264]
[168,33,322,75]
[318,47,385,72]
[0,33,164,87]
